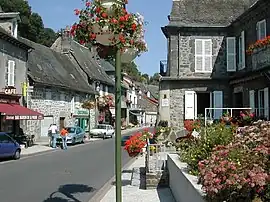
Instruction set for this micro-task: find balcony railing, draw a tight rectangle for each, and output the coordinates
[252,45,270,70]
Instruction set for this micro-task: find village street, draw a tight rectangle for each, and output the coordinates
[0,129,143,202]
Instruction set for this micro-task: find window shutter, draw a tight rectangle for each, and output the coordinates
[249,90,255,113]
[184,91,195,120]
[257,20,266,40]
[226,37,236,72]
[204,40,212,72]
[5,60,9,86]
[213,91,223,119]
[7,60,15,86]
[195,40,203,72]
[241,31,246,69]
[264,87,269,120]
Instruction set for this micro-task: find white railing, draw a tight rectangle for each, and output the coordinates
[204,107,252,126]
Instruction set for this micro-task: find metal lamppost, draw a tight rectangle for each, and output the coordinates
[72,1,147,201]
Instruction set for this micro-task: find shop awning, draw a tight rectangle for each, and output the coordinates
[0,103,44,120]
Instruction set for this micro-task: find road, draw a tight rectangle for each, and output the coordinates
[0,129,146,202]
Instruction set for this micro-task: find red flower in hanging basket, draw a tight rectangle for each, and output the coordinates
[71,0,147,59]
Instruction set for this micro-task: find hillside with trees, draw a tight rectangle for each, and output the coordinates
[0,0,57,47]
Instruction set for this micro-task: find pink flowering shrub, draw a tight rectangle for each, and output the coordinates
[199,121,270,202]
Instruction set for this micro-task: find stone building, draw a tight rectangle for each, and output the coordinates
[159,0,270,128]
[0,7,44,136]
[19,37,96,138]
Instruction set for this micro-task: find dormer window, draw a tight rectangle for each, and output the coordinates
[12,21,18,38]
[147,91,150,98]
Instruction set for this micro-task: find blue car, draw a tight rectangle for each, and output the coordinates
[0,132,21,160]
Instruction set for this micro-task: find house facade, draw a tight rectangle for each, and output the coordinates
[159,0,269,128]
[19,37,97,138]
[0,9,44,136]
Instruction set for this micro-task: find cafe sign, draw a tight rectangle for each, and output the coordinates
[3,87,17,95]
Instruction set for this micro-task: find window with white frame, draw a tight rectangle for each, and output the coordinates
[5,60,15,86]
[238,31,246,70]
[226,37,236,72]
[258,89,265,117]
[257,19,266,40]
[195,39,212,72]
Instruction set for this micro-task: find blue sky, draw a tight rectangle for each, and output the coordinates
[27,0,172,76]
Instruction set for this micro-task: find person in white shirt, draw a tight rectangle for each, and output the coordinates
[48,124,58,148]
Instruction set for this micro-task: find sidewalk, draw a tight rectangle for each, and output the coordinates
[100,155,175,202]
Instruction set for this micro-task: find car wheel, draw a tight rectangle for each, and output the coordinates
[72,138,76,145]
[81,137,84,143]
[103,133,106,140]
[14,149,21,160]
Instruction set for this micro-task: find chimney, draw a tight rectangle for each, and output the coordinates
[61,25,71,52]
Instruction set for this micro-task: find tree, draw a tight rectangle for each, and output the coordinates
[141,73,149,83]
[0,0,57,47]
[149,73,160,85]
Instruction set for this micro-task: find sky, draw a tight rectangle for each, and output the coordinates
[27,0,172,76]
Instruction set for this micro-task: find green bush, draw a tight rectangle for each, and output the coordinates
[176,123,235,175]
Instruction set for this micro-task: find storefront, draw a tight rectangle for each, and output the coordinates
[73,109,89,132]
[0,89,44,134]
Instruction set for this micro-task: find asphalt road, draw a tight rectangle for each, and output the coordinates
[0,129,145,202]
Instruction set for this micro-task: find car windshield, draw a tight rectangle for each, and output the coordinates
[66,127,76,133]
[96,125,106,129]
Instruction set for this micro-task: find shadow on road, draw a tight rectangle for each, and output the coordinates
[43,184,95,202]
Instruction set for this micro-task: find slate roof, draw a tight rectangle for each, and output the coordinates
[135,82,159,100]
[99,59,115,72]
[0,27,31,50]
[70,41,114,86]
[168,0,258,27]
[137,96,158,112]
[19,37,96,94]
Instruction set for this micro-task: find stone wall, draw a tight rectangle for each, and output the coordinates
[159,80,230,128]
[22,86,95,138]
[168,32,228,79]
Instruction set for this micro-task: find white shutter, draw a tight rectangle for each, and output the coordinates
[99,84,103,96]
[249,90,255,113]
[257,20,266,40]
[195,39,203,72]
[241,31,246,69]
[209,92,213,119]
[264,87,269,120]
[213,91,223,119]
[70,97,75,113]
[204,39,212,72]
[105,86,108,95]
[7,60,15,86]
[184,91,195,120]
[226,37,236,72]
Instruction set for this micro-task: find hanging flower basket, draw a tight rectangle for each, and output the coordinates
[121,47,139,63]
[92,24,117,46]
[71,0,148,60]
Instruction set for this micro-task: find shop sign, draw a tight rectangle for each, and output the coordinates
[75,109,89,116]
[5,115,43,120]
[3,87,17,95]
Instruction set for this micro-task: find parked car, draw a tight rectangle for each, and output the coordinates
[89,124,115,139]
[56,126,85,145]
[0,132,21,160]
[121,135,131,146]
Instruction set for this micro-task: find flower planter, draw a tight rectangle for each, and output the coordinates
[92,24,117,46]
[101,0,123,14]
[128,151,141,157]
[121,48,139,63]
[167,154,205,202]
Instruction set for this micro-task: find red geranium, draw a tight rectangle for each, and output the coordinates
[124,132,147,157]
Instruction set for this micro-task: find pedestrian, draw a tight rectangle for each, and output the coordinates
[48,124,52,147]
[60,127,68,150]
[48,124,58,148]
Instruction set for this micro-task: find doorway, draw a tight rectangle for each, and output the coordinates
[59,117,65,129]
[196,92,210,118]
[234,92,243,116]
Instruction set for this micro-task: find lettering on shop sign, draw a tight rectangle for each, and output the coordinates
[5,115,43,120]
[3,87,17,95]
[0,99,17,104]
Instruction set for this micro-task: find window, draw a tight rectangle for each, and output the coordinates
[238,31,246,70]
[257,20,266,40]
[105,86,108,95]
[226,37,236,72]
[45,90,52,100]
[0,134,13,143]
[195,39,212,72]
[258,89,265,117]
[5,60,15,86]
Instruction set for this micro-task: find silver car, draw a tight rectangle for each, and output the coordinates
[56,126,85,145]
[89,124,115,139]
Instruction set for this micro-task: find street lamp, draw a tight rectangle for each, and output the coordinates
[71,1,147,201]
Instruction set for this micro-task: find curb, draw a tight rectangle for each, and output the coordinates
[88,157,137,202]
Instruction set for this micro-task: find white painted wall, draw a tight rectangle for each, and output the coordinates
[167,154,205,202]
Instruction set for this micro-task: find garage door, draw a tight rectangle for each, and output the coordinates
[40,116,53,137]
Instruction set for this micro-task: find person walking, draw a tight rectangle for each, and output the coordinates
[48,124,58,148]
[60,127,68,150]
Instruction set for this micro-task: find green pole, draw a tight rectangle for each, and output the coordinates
[115,49,122,202]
